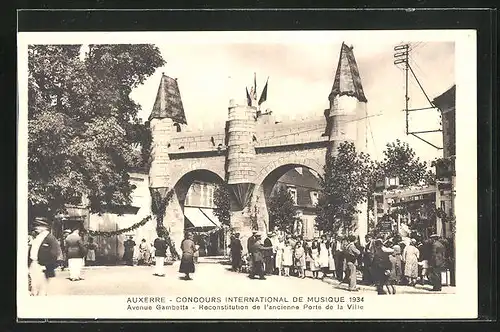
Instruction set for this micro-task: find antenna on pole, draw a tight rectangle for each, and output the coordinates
[394,43,443,150]
[394,44,410,135]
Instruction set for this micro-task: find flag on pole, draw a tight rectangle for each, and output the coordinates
[246,87,252,106]
[253,72,257,100]
[258,77,269,106]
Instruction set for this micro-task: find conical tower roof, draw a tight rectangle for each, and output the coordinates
[329,42,367,103]
[149,73,187,124]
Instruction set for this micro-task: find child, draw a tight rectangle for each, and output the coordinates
[282,240,293,277]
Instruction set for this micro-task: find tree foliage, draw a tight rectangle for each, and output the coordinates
[213,184,231,226]
[315,141,372,235]
[28,44,165,217]
[377,139,435,187]
[268,186,298,234]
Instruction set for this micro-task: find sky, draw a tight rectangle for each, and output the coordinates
[128,37,455,164]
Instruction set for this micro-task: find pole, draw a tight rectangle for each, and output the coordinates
[405,48,409,135]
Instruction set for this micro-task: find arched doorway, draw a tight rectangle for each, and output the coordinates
[256,163,323,239]
[173,170,226,257]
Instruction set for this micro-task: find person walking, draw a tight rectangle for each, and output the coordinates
[402,238,420,286]
[372,239,393,295]
[344,235,361,291]
[179,232,196,280]
[85,237,97,266]
[59,229,71,271]
[153,232,167,277]
[123,236,136,266]
[28,217,61,296]
[229,233,243,272]
[428,234,446,291]
[387,244,403,294]
[65,227,86,281]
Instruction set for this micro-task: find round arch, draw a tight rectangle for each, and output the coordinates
[254,157,324,189]
[172,169,225,204]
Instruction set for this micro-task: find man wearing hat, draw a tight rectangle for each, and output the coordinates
[28,217,61,296]
[428,234,446,291]
[263,233,274,275]
[59,229,72,271]
[249,233,274,280]
[229,232,243,272]
[246,230,258,276]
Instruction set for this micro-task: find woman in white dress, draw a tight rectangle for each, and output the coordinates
[282,240,293,277]
[274,236,285,276]
[309,240,321,279]
[318,237,330,280]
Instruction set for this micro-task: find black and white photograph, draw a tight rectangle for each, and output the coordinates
[17,30,477,319]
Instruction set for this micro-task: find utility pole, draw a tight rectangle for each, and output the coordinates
[394,44,410,134]
[394,43,443,149]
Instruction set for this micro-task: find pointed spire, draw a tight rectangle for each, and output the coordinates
[149,73,187,124]
[329,42,367,103]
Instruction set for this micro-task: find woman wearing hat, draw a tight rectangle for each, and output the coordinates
[179,232,196,280]
[402,238,420,286]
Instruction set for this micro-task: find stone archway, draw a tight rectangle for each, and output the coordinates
[250,159,324,234]
[169,169,226,258]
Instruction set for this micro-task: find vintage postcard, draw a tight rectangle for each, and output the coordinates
[17,30,477,320]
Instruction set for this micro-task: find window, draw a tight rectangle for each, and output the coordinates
[287,186,297,205]
[310,191,319,206]
[208,185,214,208]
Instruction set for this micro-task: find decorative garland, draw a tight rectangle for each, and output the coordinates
[87,215,152,238]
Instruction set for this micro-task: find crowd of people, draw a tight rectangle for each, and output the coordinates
[28,218,197,296]
[228,229,450,294]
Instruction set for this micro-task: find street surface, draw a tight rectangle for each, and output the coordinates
[47,258,455,296]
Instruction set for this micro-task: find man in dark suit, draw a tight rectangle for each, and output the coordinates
[263,233,274,275]
[229,233,243,272]
[249,234,274,280]
[28,217,61,296]
[153,230,168,277]
[246,230,258,276]
[428,234,447,291]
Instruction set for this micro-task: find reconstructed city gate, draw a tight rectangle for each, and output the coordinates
[149,43,369,251]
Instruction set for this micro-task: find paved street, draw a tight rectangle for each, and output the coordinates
[47,258,454,296]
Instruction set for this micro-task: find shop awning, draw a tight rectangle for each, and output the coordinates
[184,207,218,228]
[199,208,222,228]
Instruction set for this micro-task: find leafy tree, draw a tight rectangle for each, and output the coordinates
[28,44,165,218]
[315,141,372,235]
[213,184,231,226]
[268,186,297,233]
[377,139,435,187]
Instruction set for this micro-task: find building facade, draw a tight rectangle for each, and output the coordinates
[148,42,371,252]
[271,167,321,240]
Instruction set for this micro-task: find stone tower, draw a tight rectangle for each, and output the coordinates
[148,73,187,235]
[326,42,368,156]
[326,42,369,240]
[225,92,258,233]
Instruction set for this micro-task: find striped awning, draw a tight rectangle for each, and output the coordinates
[199,208,222,228]
[184,207,218,229]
